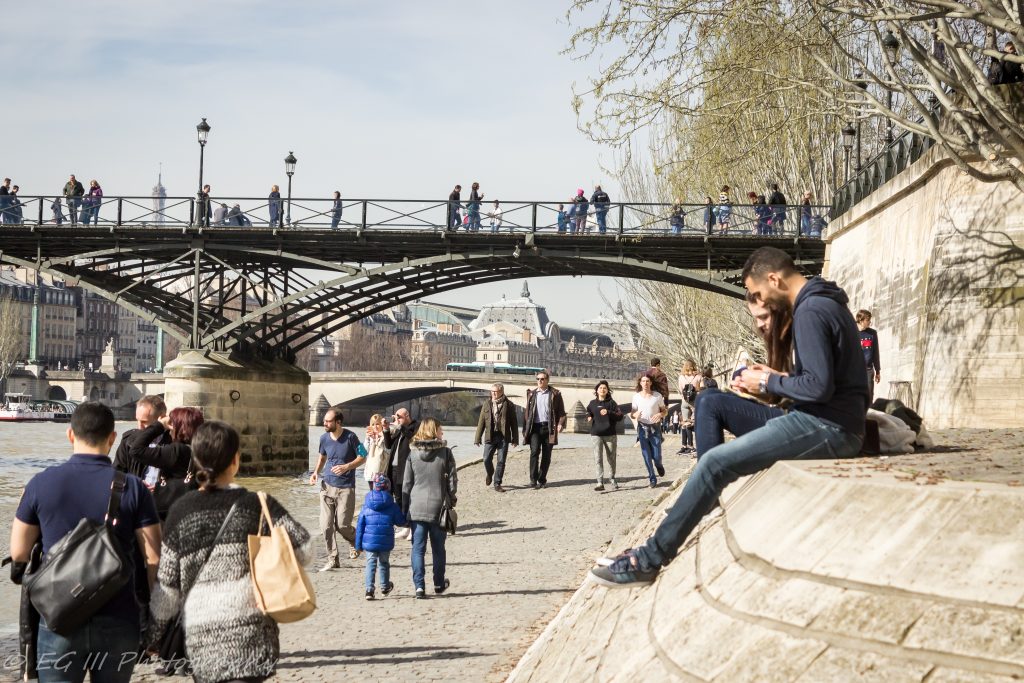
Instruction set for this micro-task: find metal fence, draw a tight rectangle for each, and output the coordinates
[0,196,830,237]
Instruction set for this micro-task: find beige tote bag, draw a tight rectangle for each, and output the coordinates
[248,491,316,623]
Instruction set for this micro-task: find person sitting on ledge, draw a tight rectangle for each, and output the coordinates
[590,246,869,587]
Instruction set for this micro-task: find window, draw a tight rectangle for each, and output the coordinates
[483,353,488,360]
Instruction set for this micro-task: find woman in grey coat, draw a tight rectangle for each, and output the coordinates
[402,417,457,599]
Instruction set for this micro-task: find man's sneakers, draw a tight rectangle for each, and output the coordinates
[365,589,375,600]
[594,483,605,491]
[382,581,395,596]
[655,461,666,477]
[589,550,660,588]
[434,578,451,595]
[415,588,427,599]
[610,479,619,490]
[494,485,506,493]
[318,559,339,573]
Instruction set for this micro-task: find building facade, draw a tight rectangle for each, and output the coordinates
[0,268,77,369]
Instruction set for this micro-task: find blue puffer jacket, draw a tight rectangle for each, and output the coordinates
[355,490,407,552]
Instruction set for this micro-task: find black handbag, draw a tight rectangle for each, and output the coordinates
[439,449,458,535]
[25,471,132,637]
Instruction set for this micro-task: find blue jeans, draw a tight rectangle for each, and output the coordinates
[800,214,810,236]
[365,550,391,591]
[482,435,509,486]
[331,209,342,228]
[410,521,447,590]
[637,423,663,484]
[37,615,140,683]
[595,209,608,233]
[448,203,461,228]
[636,411,862,569]
[695,389,784,458]
[468,203,481,231]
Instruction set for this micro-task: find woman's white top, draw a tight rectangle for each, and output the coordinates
[631,391,665,425]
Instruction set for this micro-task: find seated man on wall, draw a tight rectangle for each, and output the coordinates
[590,246,869,587]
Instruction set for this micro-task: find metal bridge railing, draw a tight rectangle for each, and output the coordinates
[0,196,831,237]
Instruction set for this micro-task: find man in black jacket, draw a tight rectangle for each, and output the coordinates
[473,383,520,492]
[522,371,567,489]
[383,408,418,506]
[989,42,1023,85]
[447,185,462,229]
[114,395,170,480]
[592,247,868,588]
[767,183,788,235]
[590,185,611,234]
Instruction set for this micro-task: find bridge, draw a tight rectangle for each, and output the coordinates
[0,196,827,472]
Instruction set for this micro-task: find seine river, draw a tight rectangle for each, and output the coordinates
[0,421,600,636]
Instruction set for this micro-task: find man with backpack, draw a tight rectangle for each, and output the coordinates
[9,402,161,681]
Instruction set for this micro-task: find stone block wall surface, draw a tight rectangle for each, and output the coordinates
[826,148,1024,428]
[163,349,310,474]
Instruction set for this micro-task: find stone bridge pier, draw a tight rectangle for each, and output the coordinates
[163,350,309,474]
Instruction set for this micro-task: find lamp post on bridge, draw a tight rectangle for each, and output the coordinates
[196,118,210,226]
[881,29,901,145]
[284,151,296,227]
[841,123,855,182]
[853,74,867,172]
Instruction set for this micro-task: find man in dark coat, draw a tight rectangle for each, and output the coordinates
[645,357,670,403]
[989,42,1023,85]
[63,174,84,226]
[473,383,520,492]
[382,408,418,505]
[522,370,567,489]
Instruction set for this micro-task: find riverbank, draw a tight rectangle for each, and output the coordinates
[0,436,692,682]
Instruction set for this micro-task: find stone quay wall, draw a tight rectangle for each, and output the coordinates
[163,350,310,473]
[826,147,1024,428]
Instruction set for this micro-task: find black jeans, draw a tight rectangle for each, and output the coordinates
[482,435,509,486]
[528,423,553,484]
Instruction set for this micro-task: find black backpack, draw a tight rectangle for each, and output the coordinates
[682,383,697,404]
[26,471,133,636]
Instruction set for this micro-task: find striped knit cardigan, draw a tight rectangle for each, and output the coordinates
[148,486,312,683]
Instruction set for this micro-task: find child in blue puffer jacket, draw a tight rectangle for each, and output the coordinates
[355,473,408,599]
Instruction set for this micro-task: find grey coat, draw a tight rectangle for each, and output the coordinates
[402,439,457,525]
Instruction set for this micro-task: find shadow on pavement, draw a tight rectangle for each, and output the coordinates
[455,526,546,537]
[449,588,573,598]
[277,646,489,668]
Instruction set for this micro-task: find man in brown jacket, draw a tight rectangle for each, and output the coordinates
[522,370,567,489]
[473,383,520,493]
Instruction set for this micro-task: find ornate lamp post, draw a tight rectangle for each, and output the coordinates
[881,30,901,144]
[841,123,856,182]
[284,151,297,227]
[196,117,210,192]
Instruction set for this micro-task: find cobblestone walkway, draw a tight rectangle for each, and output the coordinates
[125,439,690,682]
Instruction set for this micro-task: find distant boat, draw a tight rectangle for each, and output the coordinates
[0,393,74,422]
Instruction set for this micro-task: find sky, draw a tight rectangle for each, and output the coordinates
[3,1,628,324]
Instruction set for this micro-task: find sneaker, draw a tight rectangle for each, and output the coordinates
[486,475,492,486]
[589,551,660,588]
[318,560,339,573]
[415,588,426,599]
[382,581,395,596]
[365,589,375,600]
[655,462,665,477]
[434,578,450,595]
[611,480,619,489]
[650,481,657,488]
[494,485,505,493]
[594,484,605,491]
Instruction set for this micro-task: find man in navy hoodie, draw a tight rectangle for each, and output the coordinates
[591,246,868,587]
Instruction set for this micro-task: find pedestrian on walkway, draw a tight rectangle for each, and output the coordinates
[269,184,282,227]
[800,191,813,236]
[644,357,670,403]
[355,473,407,600]
[197,184,211,227]
[120,406,203,521]
[0,178,10,224]
[591,247,868,587]
[402,418,457,599]
[767,183,787,235]
[717,185,732,234]
[630,375,667,488]
[9,186,23,224]
[676,360,702,455]
[573,189,589,234]
[703,196,716,234]
[51,197,65,225]
[556,203,568,233]
[10,402,161,683]
[448,184,462,229]
[63,174,84,226]
[474,382,519,492]
[488,199,503,233]
[331,191,343,229]
[148,420,311,683]
[383,408,418,511]
[213,202,228,226]
[84,179,103,225]
[856,309,881,404]
[468,182,483,231]
[362,413,390,484]
[591,185,610,234]
[309,406,367,571]
[523,370,567,488]
[586,380,622,491]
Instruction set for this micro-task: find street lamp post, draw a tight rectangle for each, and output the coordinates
[196,117,210,225]
[882,30,901,145]
[854,74,868,171]
[284,151,297,227]
[841,123,856,182]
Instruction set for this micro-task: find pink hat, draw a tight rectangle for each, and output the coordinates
[577,188,584,195]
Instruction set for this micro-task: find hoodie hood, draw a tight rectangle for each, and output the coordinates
[412,438,447,460]
[795,276,849,310]
[364,489,394,511]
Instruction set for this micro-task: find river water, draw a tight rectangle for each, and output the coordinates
[0,422,601,637]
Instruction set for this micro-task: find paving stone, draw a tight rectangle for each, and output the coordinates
[809,591,928,645]
[902,604,1024,666]
[793,648,932,682]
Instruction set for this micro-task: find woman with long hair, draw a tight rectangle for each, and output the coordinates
[149,420,311,683]
[363,413,389,483]
[692,292,793,458]
[402,417,457,599]
[124,406,204,520]
[630,375,667,488]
